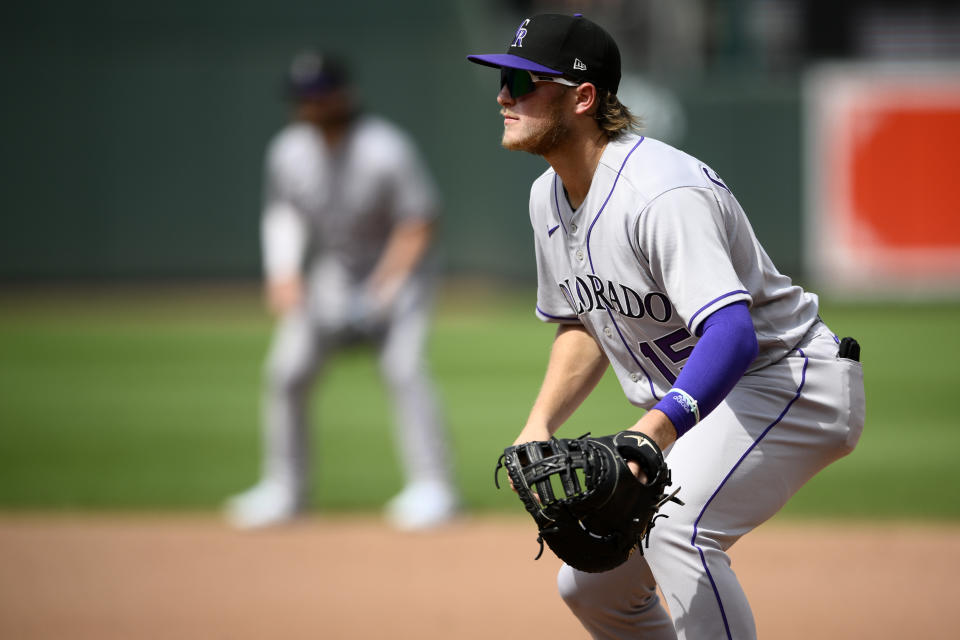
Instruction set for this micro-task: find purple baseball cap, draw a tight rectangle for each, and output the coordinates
[467,13,621,93]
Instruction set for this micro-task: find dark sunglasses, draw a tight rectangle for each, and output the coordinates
[500,68,578,99]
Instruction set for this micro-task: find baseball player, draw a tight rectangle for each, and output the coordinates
[468,14,865,639]
[226,51,457,531]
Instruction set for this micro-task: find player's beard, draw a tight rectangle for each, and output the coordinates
[502,100,570,156]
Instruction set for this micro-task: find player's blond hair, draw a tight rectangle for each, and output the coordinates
[595,89,642,140]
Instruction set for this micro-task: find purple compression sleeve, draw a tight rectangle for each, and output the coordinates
[652,301,758,437]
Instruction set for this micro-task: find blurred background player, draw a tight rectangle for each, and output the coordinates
[226,50,458,530]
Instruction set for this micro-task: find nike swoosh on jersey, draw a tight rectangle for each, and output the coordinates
[547,224,560,237]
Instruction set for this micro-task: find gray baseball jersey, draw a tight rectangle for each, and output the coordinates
[263,114,439,281]
[531,133,820,408]
[531,133,864,640]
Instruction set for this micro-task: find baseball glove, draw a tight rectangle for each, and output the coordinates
[495,431,683,573]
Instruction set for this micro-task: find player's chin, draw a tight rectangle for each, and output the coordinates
[502,121,564,155]
[501,131,532,152]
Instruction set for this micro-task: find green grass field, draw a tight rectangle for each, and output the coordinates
[1,284,957,520]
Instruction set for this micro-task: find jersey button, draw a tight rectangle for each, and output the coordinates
[603,327,613,338]
[630,373,639,382]
[576,249,584,261]
[571,223,578,232]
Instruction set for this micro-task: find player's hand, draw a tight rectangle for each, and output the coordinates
[367,274,404,311]
[266,276,303,316]
[627,460,648,484]
[349,281,392,332]
[625,411,678,484]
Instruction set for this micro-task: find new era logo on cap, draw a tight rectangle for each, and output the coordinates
[573,58,587,71]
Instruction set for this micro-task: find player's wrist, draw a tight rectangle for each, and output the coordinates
[652,389,699,439]
[514,423,551,445]
[265,275,303,315]
[628,410,678,451]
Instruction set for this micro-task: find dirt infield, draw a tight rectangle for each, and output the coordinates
[0,514,956,639]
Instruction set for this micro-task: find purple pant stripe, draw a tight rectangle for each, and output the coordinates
[689,348,809,639]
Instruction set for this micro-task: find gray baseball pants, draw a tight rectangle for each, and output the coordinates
[259,272,452,504]
[557,321,865,639]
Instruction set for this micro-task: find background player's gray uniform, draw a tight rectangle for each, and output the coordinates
[531,134,865,639]
[255,115,453,519]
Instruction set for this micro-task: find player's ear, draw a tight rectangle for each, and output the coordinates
[573,82,599,117]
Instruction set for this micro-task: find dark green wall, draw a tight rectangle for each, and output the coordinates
[1,2,805,282]
[681,78,803,279]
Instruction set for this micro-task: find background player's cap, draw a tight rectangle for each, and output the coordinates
[286,50,349,98]
[467,13,621,93]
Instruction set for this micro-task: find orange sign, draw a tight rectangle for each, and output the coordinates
[806,65,960,293]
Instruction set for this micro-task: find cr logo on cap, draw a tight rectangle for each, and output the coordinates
[511,18,530,47]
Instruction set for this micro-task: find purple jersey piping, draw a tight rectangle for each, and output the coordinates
[552,174,568,236]
[537,304,658,396]
[687,290,750,333]
[536,305,578,321]
[604,307,660,400]
[702,167,731,192]
[691,347,809,639]
[575,137,654,397]
[586,137,645,272]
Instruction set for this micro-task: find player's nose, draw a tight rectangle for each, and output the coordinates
[497,83,514,106]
